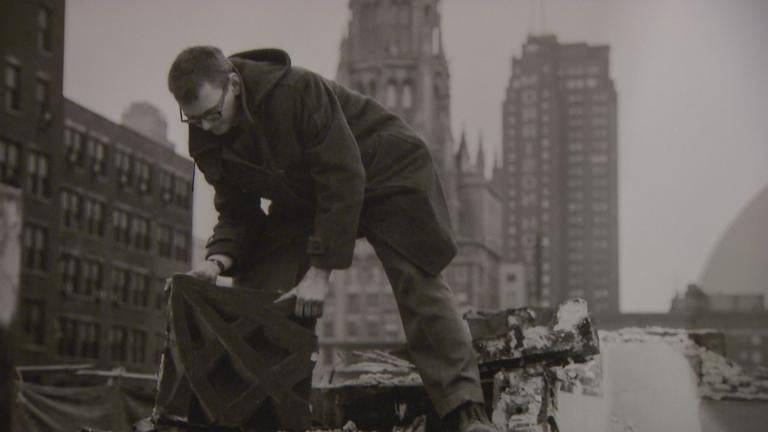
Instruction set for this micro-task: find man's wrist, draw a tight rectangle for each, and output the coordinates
[207,257,227,273]
[310,266,332,281]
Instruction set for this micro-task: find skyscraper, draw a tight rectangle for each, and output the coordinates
[501,35,619,312]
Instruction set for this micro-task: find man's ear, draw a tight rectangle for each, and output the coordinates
[230,73,241,95]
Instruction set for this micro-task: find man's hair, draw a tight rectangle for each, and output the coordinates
[168,46,233,104]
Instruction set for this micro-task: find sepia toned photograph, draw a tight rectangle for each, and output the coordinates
[1,1,767,431]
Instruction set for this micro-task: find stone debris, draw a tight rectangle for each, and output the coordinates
[599,327,768,401]
[315,299,600,431]
[353,372,423,386]
[467,298,600,368]
[491,366,558,432]
[553,299,588,332]
[555,357,603,396]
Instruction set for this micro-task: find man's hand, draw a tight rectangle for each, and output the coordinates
[275,267,331,319]
[186,260,222,283]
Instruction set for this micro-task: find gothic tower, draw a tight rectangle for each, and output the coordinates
[336,0,458,226]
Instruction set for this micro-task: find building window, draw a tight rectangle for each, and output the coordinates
[347,320,359,338]
[134,159,151,194]
[386,82,397,108]
[173,177,190,209]
[0,138,21,186]
[21,299,45,346]
[522,107,537,121]
[83,321,100,359]
[86,135,107,176]
[23,224,48,271]
[109,326,128,362]
[131,215,150,250]
[112,208,131,245]
[131,273,149,307]
[402,82,413,109]
[58,317,76,357]
[115,149,132,188]
[64,127,85,166]
[59,254,80,295]
[323,320,334,338]
[34,76,50,116]
[82,259,103,298]
[173,229,189,262]
[159,170,173,203]
[113,267,131,304]
[347,293,360,311]
[26,152,50,197]
[366,319,379,337]
[37,6,53,52]
[58,318,99,359]
[4,62,21,112]
[130,329,147,363]
[61,189,82,229]
[157,224,172,258]
[83,197,105,237]
[431,26,440,55]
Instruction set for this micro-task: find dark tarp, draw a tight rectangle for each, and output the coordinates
[13,381,154,432]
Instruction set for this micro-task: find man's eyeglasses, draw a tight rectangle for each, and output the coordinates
[179,78,230,127]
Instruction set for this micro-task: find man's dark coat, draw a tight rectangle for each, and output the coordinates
[191,49,456,276]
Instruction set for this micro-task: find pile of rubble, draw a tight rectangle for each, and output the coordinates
[600,327,768,401]
[312,298,600,432]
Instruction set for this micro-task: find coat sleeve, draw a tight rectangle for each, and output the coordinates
[204,180,248,266]
[190,129,264,271]
[293,73,365,269]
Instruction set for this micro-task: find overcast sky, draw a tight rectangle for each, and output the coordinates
[63,0,768,312]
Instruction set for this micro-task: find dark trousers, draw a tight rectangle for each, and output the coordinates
[236,237,484,418]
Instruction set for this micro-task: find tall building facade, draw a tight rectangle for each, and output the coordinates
[501,35,619,312]
[452,132,504,309]
[1,0,65,367]
[318,0,503,372]
[335,0,458,223]
[53,99,193,374]
[1,0,194,374]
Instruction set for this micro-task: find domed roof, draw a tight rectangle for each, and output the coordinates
[699,184,768,295]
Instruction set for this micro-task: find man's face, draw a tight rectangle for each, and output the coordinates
[180,76,239,135]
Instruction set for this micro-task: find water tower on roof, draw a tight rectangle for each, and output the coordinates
[121,101,174,150]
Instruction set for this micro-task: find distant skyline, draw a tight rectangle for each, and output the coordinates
[63,0,768,312]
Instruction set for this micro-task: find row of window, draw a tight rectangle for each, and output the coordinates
[0,138,21,186]
[22,222,191,273]
[353,79,414,110]
[20,302,161,365]
[1,135,192,210]
[58,255,164,309]
[59,187,190,257]
[3,61,50,116]
[563,77,601,90]
[4,5,57,113]
[64,126,192,208]
[58,318,149,364]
